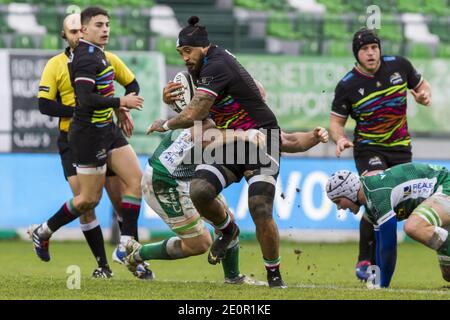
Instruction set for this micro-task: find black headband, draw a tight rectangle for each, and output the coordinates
[177,16,210,48]
[352,28,381,62]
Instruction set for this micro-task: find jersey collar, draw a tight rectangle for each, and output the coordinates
[64,46,71,58]
[353,64,375,78]
[79,39,104,52]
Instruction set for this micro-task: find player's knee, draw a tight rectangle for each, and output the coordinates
[78,195,100,211]
[249,197,273,224]
[79,210,96,224]
[403,219,420,239]
[189,235,211,255]
[200,234,213,252]
[192,240,211,255]
[190,179,217,205]
[128,182,142,198]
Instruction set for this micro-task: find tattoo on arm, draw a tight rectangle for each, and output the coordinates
[168,91,215,129]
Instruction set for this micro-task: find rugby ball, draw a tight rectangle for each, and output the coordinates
[170,71,196,113]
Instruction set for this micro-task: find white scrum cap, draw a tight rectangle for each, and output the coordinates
[326,170,360,202]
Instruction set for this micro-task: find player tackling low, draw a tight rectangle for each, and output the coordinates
[327,162,450,287]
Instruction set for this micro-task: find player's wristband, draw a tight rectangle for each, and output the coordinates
[162,121,170,131]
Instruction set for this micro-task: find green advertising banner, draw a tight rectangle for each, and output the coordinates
[238,55,450,133]
[114,52,165,155]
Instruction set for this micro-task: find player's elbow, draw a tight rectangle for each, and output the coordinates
[76,93,93,109]
[38,98,51,115]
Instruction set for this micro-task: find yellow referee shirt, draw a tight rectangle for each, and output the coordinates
[38,47,135,132]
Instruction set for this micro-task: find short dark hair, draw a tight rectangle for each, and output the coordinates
[80,6,109,25]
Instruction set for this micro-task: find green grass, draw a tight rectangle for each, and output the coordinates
[0,240,449,300]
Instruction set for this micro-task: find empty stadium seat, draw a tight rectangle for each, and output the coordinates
[154,36,182,65]
[323,15,351,40]
[12,34,37,48]
[127,35,150,50]
[402,13,439,45]
[382,40,402,55]
[437,43,450,58]
[41,34,60,50]
[397,0,423,13]
[107,35,125,51]
[150,5,182,37]
[378,14,403,42]
[7,3,46,35]
[316,0,349,14]
[327,39,351,56]
[408,42,435,58]
[0,0,447,58]
[267,11,300,40]
[423,0,450,16]
[288,0,326,15]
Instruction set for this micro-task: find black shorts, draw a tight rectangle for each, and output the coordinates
[195,128,280,189]
[67,121,128,168]
[58,132,120,179]
[353,144,412,175]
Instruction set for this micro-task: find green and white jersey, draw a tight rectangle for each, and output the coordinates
[362,162,450,226]
[149,129,197,181]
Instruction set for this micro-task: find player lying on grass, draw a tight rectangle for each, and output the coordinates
[326,162,450,287]
[124,113,328,284]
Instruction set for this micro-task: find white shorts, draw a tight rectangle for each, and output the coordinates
[141,165,205,239]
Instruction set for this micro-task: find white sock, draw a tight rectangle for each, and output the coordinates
[120,235,132,246]
[38,223,53,239]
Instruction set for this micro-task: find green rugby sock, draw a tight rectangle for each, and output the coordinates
[222,243,240,279]
[139,240,171,260]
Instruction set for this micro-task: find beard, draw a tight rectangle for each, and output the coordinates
[187,53,205,78]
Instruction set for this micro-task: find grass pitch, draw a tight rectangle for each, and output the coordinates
[0,240,449,300]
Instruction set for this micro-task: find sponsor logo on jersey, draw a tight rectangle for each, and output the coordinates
[390,72,403,85]
[39,86,50,93]
[376,81,382,87]
[358,88,364,96]
[102,59,107,66]
[403,185,411,196]
[391,178,437,208]
[403,179,435,199]
[198,76,214,86]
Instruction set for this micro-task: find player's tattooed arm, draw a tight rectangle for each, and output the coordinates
[170,91,215,128]
[147,91,215,134]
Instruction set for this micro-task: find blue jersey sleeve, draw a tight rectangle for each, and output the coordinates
[375,214,397,288]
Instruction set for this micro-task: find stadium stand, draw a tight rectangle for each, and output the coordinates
[0,0,448,60]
